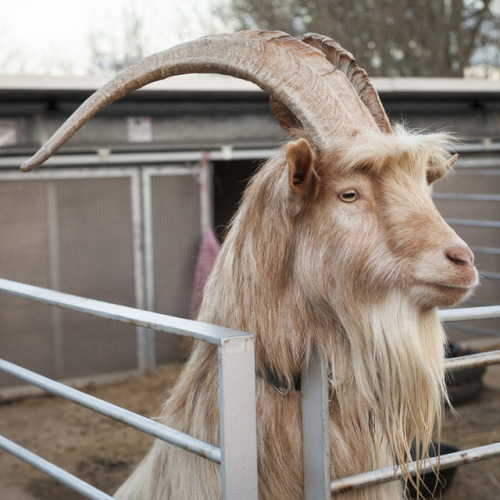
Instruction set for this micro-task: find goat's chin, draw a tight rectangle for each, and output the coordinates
[412,280,477,308]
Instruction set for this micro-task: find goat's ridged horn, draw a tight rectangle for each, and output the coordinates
[21,30,380,172]
[302,33,393,135]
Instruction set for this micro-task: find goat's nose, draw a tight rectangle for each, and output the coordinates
[445,244,475,268]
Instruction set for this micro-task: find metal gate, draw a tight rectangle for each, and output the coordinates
[0,278,258,500]
[0,163,204,394]
[0,278,499,498]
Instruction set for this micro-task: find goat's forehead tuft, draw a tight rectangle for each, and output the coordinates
[321,126,457,179]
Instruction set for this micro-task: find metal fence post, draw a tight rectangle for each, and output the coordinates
[218,336,258,500]
[301,347,331,500]
[136,168,156,373]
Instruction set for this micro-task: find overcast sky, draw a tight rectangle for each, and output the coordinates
[1,0,229,75]
[3,1,499,78]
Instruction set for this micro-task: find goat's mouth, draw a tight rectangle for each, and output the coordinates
[415,264,479,293]
[424,281,474,293]
[415,276,478,307]
[425,283,474,300]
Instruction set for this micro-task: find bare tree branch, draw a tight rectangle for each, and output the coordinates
[213,0,500,77]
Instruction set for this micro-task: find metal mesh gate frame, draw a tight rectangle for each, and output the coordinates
[0,163,206,395]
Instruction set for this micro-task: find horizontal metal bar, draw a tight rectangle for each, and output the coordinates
[456,170,500,177]
[455,143,500,154]
[0,358,221,463]
[0,278,251,345]
[445,218,500,228]
[0,165,197,182]
[455,157,500,169]
[139,166,199,177]
[444,350,500,371]
[471,246,500,255]
[331,441,500,494]
[433,193,500,201]
[0,435,113,500]
[444,322,500,339]
[438,305,500,322]
[479,271,500,280]
[0,167,136,181]
[0,148,277,169]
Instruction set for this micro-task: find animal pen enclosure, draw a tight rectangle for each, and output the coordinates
[0,164,202,389]
[0,278,499,499]
[0,76,500,392]
[1,145,499,395]
[1,75,500,497]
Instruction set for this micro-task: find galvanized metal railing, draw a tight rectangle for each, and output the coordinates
[1,277,499,499]
[0,277,258,500]
[329,346,500,496]
[300,304,500,498]
[329,442,500,494]
[0,435,114,500]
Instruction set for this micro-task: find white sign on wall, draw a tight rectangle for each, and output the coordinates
[127,116,153,143]
[0,120,17,147]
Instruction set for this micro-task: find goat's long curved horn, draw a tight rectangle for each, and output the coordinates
[21,30,381,172]
[302,33,393,135]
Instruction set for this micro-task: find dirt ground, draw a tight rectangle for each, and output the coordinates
[0,363,499,500]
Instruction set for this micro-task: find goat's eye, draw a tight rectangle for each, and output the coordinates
[339,190,358,202]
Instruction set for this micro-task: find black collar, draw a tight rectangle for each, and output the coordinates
[258,367,301,395]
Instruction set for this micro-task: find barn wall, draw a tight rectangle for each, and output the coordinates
[0,76,498,390]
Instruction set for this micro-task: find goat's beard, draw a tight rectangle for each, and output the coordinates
[326,292,446,493]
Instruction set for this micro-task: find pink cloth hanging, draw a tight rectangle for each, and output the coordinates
[189,151,220,319]
[189,227,220,319]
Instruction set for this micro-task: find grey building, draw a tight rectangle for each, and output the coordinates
[0,75,499,393]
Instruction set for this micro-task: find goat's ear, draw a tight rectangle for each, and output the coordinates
[427,153,458,184]
[286,138,317,197]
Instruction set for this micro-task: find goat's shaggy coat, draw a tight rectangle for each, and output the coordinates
[115,129,478,499]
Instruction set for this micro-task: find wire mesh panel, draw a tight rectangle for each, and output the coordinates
[0,163,206,391]
[144,167,203,364]
[0,181,54,385]
[0,172,138,389]
[53,177,137,378]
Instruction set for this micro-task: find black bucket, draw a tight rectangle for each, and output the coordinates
[408,441,459,499]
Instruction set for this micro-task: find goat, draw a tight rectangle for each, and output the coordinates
[22,31,478,499]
